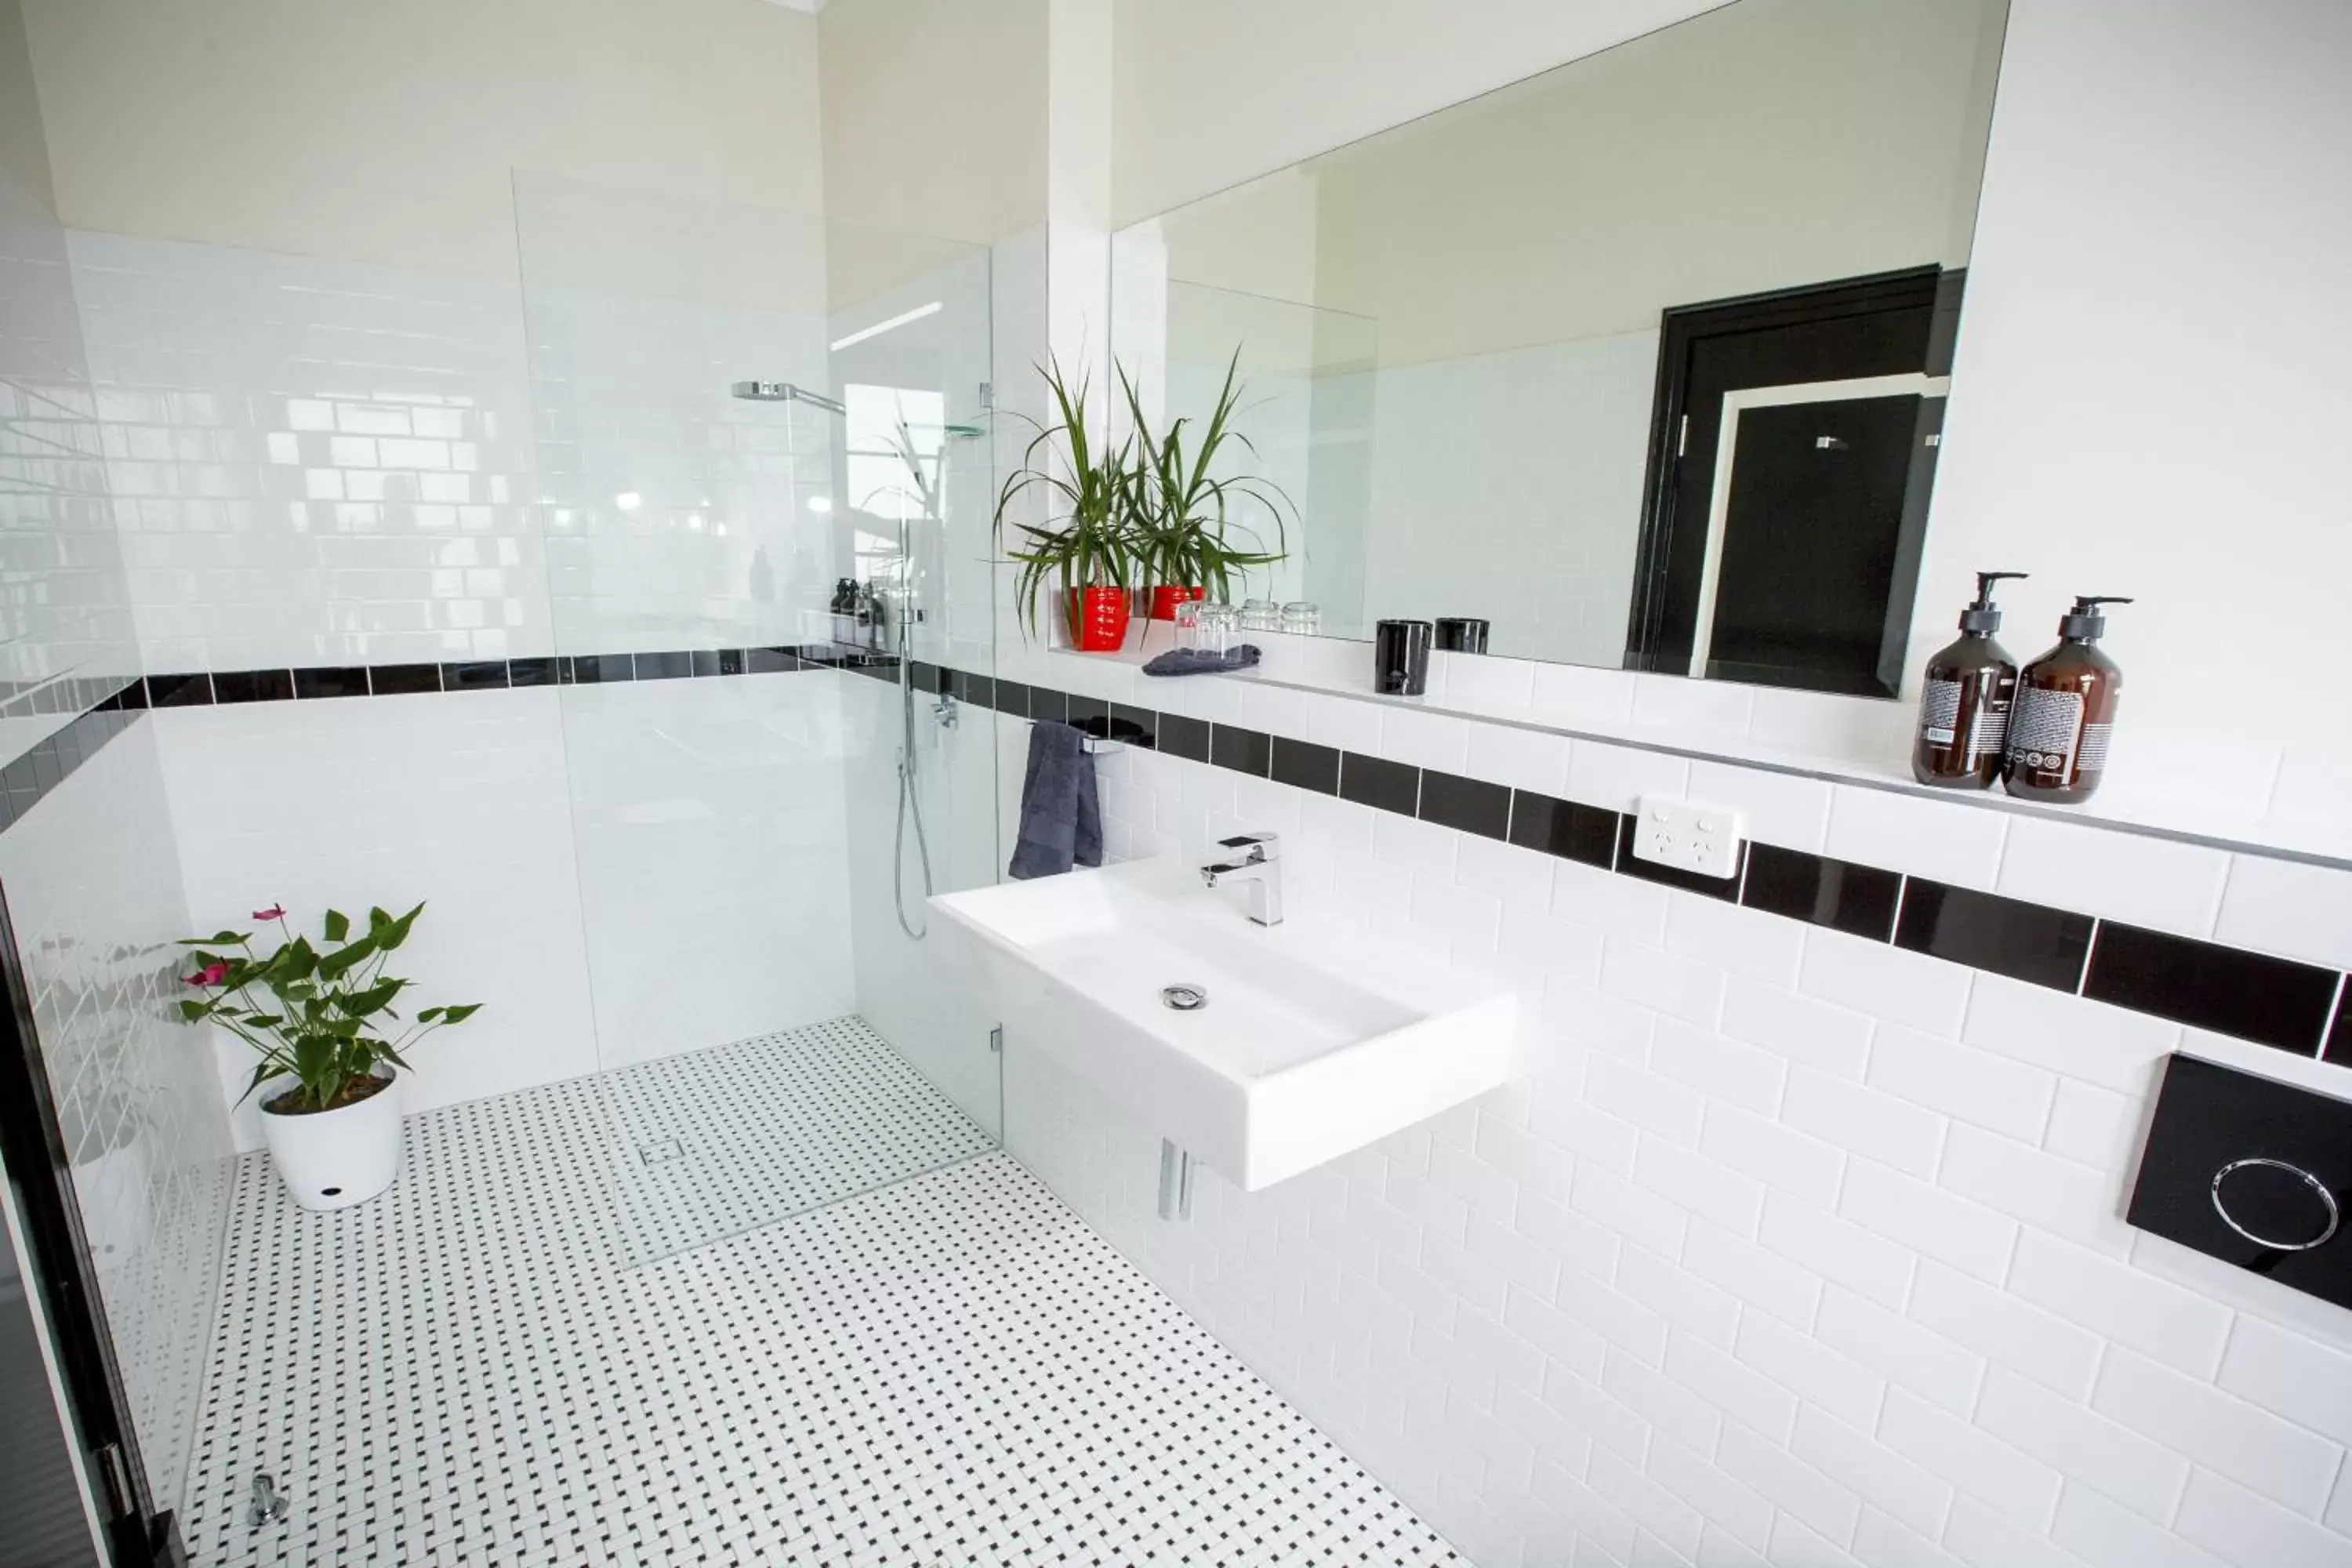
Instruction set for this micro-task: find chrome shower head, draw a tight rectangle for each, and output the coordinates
[729,381,847,416]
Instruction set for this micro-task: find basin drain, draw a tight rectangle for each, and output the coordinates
[1160,983,1209,1011]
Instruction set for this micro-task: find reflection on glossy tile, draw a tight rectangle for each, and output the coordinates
[1505,791,1617,868]
[1895,880,2092,992]
[2084,921,2339,1054]
[1742,844,1902,940]
[1417,769,1510,840]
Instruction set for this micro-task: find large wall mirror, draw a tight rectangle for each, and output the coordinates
[1111,0,2009,699]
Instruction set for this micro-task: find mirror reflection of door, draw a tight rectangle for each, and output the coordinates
[1627,267,1962,697]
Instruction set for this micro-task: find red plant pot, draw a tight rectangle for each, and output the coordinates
[1148,585,1206,621]
[1064,585,1132,652]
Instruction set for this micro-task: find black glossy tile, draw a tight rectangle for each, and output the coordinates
[146,672,213,707]
[108,678,149,712]
[2085,922,2339,1054]
[572,654,633,684]
[957,673,997,710]
[1419,770,1510,840]
[1744,844,1903,940]
[909,661,940,693]
[1108,704,1158,750]
[293,666,371,700]
[1210,724,1272,777]
[442,659,511,691]
[1506,792,1617,868]
[746,646,801,675]
[1156,713,1210,763]
[988,680,1033,718]
[2325,982,2351,1066]
[1029,686,1069,725]
[508,656,563,688]
[1339,752,1418,815]
[1269,737,1339,795]
[1896,880,2092,991]
[635,651,691,681]
[690,649,724,678]
[1066,694,1110,732]
[212,669,293,704]
[716,648,745,677]
[1613,815,1744,899]
[368,662,442,695]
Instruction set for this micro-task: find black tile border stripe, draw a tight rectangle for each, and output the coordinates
[19,650,2350,1074]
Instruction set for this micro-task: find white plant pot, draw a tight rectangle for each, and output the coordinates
[258,1071,404,1212]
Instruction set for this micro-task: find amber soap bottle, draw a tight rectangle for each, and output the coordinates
[2005,595,2132,802]
[1912,570,2029,789]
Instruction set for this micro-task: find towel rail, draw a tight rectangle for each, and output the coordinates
[1023,717,1123,755]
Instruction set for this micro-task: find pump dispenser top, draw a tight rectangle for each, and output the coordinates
[1912,570,2029,789]
[2057,594,2133,640]
[1957,571,2029,633]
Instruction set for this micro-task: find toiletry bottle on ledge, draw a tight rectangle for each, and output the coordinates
[1912,570,2028,789]
[2005,595,2132,802]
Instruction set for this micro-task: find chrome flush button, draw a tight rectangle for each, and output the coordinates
[1160,983,1209,1012]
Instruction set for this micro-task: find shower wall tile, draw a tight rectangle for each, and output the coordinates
[64,230,864,675]
[151,689,601,1149]
[993,641,2352,1568]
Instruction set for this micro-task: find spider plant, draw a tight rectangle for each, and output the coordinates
[1118,349,1296,617]
[994,356,1138,640]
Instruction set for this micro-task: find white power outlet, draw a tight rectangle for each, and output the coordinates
[1630,795,1744,881]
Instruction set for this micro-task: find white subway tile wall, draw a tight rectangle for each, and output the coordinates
[990,641,2352,1568]
[68,231,547,673]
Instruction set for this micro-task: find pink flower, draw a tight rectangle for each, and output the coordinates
[184,961,229,988]
[252,905,285,921]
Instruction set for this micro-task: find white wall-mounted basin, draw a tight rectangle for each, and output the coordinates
[933,858,1516,1190]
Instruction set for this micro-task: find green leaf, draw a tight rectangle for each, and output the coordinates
[318,932,379,979]
[437,1003,484,1026]
[380,901,424,952]
[234,1060,277,1106]
[322,909,350,942]
[177,998,210,1022]
[337,978,402,1017]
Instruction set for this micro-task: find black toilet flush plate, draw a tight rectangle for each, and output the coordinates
[2129,1054,2351,1312]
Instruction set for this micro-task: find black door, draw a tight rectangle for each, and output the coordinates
[1625,267,1962,696]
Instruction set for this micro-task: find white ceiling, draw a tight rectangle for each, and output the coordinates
[755,0,829,13]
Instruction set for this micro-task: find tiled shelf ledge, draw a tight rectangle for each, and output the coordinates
[1002,636,2352,873]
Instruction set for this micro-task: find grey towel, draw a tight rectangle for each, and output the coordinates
[1141,644,1262,677]
[1008,722,1103,880]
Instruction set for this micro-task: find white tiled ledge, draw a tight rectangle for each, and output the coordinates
[992,630,2352,875]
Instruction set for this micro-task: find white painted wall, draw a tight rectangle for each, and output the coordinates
[1914,0,2352,834]
[16,0,824,280]
[1109,0,1726,227]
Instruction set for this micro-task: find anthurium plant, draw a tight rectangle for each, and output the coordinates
[176,902,481,1114]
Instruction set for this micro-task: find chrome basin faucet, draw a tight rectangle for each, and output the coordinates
[1201,833,1283,926]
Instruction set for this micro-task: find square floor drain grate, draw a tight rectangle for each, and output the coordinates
[637,1136,684,1166]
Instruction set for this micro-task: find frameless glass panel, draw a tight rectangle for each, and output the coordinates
[512,172,999,1265]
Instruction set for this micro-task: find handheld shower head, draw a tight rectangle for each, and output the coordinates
[729,381,847,416]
